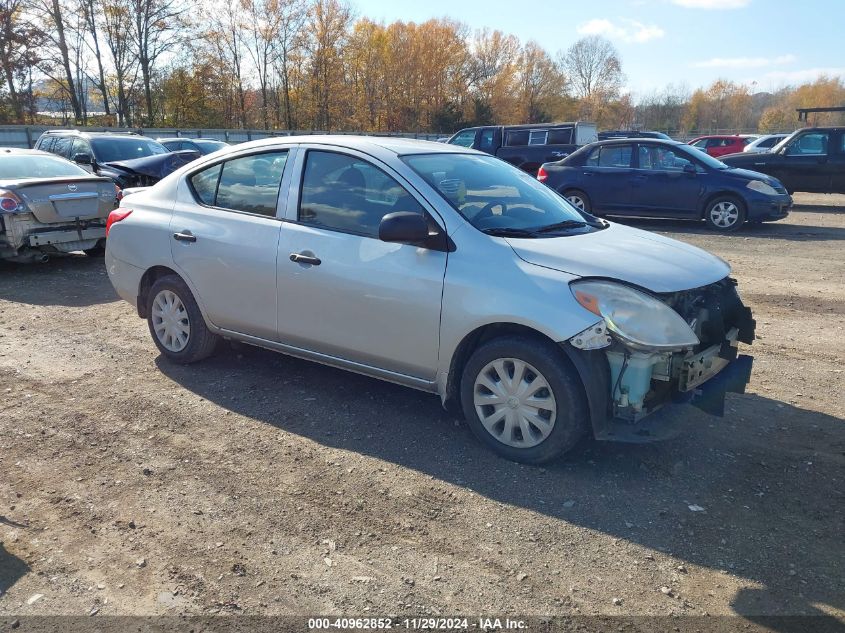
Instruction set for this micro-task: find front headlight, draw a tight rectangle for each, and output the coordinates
[747,180,778,196]
[570,280,699,350]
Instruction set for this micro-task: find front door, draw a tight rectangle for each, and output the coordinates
[778,131,832,193]
[276,149,447,381]
[628,144,701,217]
[170,149,291,340]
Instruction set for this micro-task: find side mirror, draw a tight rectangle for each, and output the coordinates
[379,212,431,244]
[73,153,92,165]
[683,163,697,174]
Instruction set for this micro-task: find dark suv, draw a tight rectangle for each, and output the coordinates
[34,130,199,188]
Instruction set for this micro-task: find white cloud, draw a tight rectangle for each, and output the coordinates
[762,67,845,84]
[577,18,665,43]
[693,54,796,69]
[671,0,750,8]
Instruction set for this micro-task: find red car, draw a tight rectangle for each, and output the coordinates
[688,135,757,158]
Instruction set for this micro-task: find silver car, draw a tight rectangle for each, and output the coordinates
[0,149,118,262]
[106,136,756,463]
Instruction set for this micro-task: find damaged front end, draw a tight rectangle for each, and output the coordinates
[566,277,755,441]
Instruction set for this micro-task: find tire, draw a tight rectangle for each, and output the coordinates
[83,240,106,257]
[147,274,218,364]
[460,336,588,464]
[704,195,746,232]
[563,189,592,214]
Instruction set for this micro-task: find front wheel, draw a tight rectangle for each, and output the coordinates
[147,275,218,363]
[704,196,746,232]
[460,336,588,463]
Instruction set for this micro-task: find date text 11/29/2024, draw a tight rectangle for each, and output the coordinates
[307,617,527,630]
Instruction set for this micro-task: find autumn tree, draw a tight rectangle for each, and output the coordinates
[0,0,42,122]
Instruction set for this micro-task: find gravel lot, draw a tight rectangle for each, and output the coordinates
[1,194,843,627]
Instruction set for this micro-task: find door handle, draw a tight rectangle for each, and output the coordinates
[289,252,321,266]
[173,231,196,243]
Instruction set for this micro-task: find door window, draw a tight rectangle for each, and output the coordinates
[479,129,495,152]
[547,128,573,144]
[691,139,708,148]
[786,132,829,156]
[70,138,91,158]
[639,145,694,171]
[449,130,477,147]
[587,145,632,168]
[188,151,288,216]
[51,136,72,158]
[298,151,425,238]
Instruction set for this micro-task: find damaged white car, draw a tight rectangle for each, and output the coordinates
[105,137,755,463]
[0,148,119,263]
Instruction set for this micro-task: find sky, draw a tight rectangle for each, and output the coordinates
[349,0,844,97]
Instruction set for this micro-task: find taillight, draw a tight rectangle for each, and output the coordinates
[537,166,548,183]
[106,208,132,236]
[0,189,23,213]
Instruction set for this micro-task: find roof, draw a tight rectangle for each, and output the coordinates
[39,130,142,138]
[221,134,475,156]
[588,138,685,148]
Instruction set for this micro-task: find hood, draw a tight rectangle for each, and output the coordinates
[506,222,730,293]
[721,152,775,167]
[104,150,199,179]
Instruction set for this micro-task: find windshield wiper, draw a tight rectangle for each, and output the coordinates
[480,227,539,237]
[533,220,589,233]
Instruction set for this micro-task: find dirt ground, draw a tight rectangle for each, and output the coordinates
[0,194,843,627]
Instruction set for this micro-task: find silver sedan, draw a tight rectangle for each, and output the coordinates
[106,136,756,463]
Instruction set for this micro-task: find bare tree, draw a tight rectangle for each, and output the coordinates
[131,0,184,124]
[33,0,84,121]
[79,0,111,117]
[102,0,137,125]
[560,35,623,101]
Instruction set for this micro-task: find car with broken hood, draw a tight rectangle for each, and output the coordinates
[34,130,200,189]
[105,136,756,463]
[0,148,119,262]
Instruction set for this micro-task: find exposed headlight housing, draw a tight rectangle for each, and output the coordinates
[746,179,778,196]
[570,280,699,350]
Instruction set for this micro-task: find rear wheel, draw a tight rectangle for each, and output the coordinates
[147,275,218,363]
[460,336,588,463]
[563,189,592,214]
[704,196,746,232]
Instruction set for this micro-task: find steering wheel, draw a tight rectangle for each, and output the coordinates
[473,201,508,223]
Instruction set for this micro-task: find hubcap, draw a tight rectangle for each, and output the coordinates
[710,201,739,228]
[151,289,190,352]
[473,358,557,449]
[567,195,585,211]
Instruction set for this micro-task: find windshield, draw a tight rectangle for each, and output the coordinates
[403,153,600,235]
[91,137,168,163]
[689,148,730,169]
[770,131,800,154]
[0,154,88,179]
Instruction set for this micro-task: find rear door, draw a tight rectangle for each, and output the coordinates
[275,147,447,380]
[629,143,701,217]
[169,148,293,340]
[580,143,635,213]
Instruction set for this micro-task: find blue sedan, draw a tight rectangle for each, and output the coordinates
[537,139,792,231]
